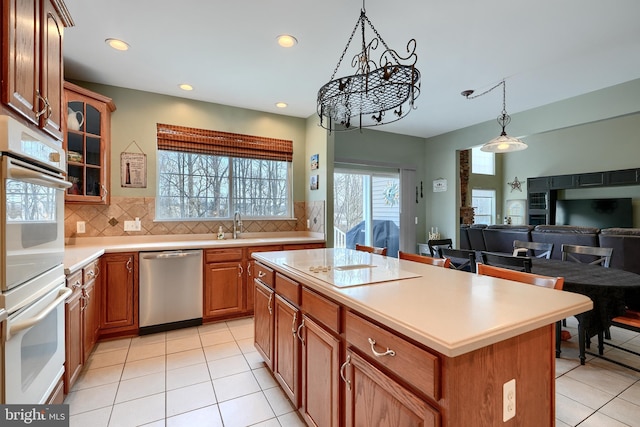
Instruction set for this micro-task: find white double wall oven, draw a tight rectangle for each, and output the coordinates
[0,115,71,404]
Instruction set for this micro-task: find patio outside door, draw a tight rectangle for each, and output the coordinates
[334,168,401,257]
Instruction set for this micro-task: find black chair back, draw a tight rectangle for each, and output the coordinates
[481,251,532,273]
[439,248,477,273]
[427,238,453,257]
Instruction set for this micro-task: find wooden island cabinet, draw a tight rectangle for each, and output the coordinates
[252,248,593,427]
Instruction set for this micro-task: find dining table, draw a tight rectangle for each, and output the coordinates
[528,258,640,364]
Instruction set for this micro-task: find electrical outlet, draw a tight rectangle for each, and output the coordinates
[76,221,86,234]
[503,379,516,422]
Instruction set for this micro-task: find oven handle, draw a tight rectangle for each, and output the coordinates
[8,163,72,190]
[7,287,72,340]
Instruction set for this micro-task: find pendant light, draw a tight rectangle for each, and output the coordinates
[462,79,527,153]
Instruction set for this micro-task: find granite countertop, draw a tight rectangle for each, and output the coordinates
[253,248,593,358]
[64,232,324,275]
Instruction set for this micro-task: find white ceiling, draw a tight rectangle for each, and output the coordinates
[62,0,640,139]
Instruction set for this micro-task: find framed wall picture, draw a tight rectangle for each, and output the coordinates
[310,174,319,190]
[311,154,319,170]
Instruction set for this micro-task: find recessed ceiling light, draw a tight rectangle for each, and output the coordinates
[179,84,193,91]
[275,102,288,108]
[105,38,130,51]
[276,34,297,48]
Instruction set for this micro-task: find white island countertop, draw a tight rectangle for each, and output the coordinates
[64,232,324,275]
[253,248,593,358]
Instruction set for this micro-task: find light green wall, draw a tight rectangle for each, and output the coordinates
[424,78,640,244]
[73,81,307,203]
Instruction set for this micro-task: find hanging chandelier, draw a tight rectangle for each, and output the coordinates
[317,2,421,132]
[461,79,527,153]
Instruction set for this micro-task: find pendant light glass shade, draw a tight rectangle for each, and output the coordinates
[480,133,528,153]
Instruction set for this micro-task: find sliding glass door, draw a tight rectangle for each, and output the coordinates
[334,168,401,257]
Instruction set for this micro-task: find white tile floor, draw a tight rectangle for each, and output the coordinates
[64,317,640,427]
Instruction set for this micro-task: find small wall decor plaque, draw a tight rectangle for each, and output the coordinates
[310,174,319,190]
[120,140,147,188]
[310,154,319,170]
[433,178,447,192]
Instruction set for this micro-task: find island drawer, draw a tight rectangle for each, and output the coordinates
[204,248,244,263]
[275,273,300,306]
[254,262,275,288]
[345,311,440,401]
[301,287,340,334]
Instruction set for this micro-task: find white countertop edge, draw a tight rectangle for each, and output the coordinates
[252,252,594,358]
[64,232,325,274]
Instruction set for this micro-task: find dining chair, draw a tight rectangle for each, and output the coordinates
[561,244,613,267]
[355,243,387,256]
[477,264,565,356]
[398,251,451,268]
[438,247,477,273]
[427,238,453,257]
[513,240,553,259]
[480,251,532,273]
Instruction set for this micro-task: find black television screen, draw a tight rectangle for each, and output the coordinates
[555,198,633,229]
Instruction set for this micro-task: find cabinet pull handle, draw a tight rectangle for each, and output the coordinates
[247,264,253,277]
[126,257,133,273]
[340,355,351,391]
[72,280,81,289]
[296,319,305,345]
[94,263,100,278]
[238,264,244,276]
[267,293,273,315]
[368,338,396,357]
[258,271,266,278]
[87,270,95,279]
[35,90,47,119]
[291,311,298,335]
[101,184,108,201]
[44,97,52,120]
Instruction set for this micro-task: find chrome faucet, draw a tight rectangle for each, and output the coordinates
[233,211,243,239]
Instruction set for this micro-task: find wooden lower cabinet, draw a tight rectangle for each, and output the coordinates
[254,280,275,370]
[64,275,83,394]
[300,315,340,427]
[64,258,101,393]
[204,261,245,319]
[273,294,301,407]
[344,350,440,427]
[101,253,138,335]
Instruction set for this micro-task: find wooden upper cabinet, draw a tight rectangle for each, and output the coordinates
[2,0,72,140]
[63,82,115,204]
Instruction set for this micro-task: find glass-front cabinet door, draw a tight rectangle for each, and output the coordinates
[63,82,116,204]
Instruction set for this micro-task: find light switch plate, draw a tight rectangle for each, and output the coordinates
[76,221,86,234]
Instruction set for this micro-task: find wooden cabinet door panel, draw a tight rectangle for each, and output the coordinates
[204,261,244,318]
[101,253,136,329]
[82,278,98,360]
[64,289,83,394]
[300,315,340,427]
[344,350,440,427]
[4,0,40,122]
[254,280,274,370]
[274,294,300,407]
[39,0,63,139]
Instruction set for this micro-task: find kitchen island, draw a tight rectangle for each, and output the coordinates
[252,248,593,427]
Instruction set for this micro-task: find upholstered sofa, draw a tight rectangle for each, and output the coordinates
[460,224,640,275]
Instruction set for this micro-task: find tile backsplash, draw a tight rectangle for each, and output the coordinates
[65,197,325,238]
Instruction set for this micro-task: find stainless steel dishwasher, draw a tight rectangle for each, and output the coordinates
[139,249,203,334]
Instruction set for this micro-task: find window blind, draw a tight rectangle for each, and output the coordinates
[157,123,293,162]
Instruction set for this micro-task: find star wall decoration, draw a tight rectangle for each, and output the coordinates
[508,176,522,192]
